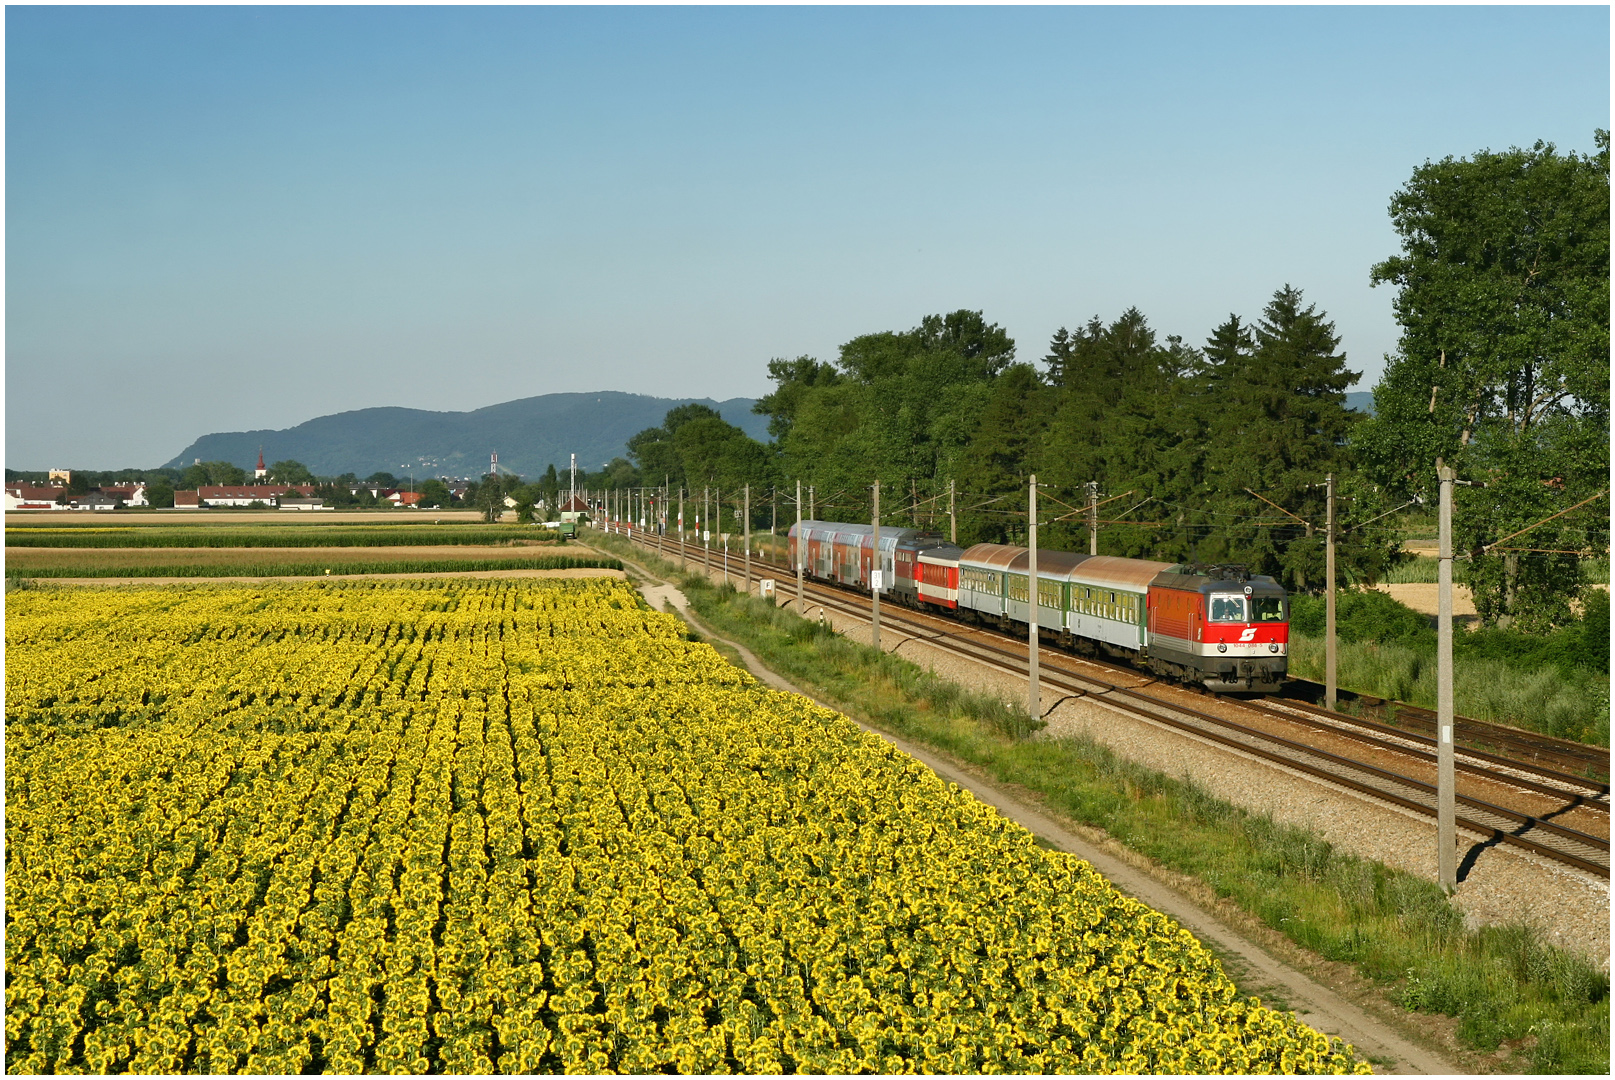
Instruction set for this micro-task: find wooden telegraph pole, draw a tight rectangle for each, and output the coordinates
[871,481,881,652]
[1029,475,1041,725]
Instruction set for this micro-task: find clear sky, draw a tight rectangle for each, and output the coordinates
[6,5,1609,469]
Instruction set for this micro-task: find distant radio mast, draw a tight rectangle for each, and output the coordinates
[490,451,498,477]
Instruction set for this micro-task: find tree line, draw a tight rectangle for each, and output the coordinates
[600,131,1608,631]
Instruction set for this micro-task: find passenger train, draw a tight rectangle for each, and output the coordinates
[788,520,1290,693]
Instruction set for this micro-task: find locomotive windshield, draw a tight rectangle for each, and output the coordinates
[1252,597,1286,622]
[1208,595,1246,622]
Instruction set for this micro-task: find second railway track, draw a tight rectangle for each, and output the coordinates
[617,527,1611,880]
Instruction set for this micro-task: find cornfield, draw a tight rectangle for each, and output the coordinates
[5,579,1368,1074]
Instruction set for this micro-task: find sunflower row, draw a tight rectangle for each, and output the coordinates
[6,579,1369,1074]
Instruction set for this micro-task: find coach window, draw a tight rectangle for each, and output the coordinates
[1008,574,1028,603]
[1209,595,1246,622]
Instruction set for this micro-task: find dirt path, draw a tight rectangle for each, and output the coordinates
[613,545,1461,1075]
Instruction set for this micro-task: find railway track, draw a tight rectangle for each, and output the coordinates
[1282,677,1608,782]
[613,526,1611,880]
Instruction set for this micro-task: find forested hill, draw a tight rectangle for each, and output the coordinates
[162,392,768,479]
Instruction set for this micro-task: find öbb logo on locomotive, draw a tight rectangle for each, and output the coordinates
[789,520,1290,693]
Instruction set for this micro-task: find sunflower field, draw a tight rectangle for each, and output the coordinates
[5,579,1370,1074]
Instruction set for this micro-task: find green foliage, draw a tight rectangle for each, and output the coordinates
[758,310,1014,519]
[415,478,453,509]
[1288,590,1434,650]
[1358,131,1609,628]
[1289,586,1610,680]
[621,406,779,532]
[268,459,315,485]
[180,461,248,488]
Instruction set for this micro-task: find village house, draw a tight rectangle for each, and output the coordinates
[3,482,69,511]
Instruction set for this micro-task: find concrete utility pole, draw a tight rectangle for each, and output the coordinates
[704,486,711,573]
[796,479,805,611]
[809,485,814,522]
[1029,475,1041,725]
[678,489,685,569]
[770,488,776,559]
[1326,473,1338,711]
[1436,458,1457,890]
[871,481,881,652]
[743,485,751,592]
[1087,481,1099,556]
[949,479,957,545]
[570,453,576,512]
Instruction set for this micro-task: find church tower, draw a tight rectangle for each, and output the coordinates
[254,447,267,481]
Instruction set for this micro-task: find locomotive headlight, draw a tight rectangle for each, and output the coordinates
[1269,643,1280,653]
[1217,643,1228,653]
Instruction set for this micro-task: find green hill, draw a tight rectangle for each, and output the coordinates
[162,391,768,479]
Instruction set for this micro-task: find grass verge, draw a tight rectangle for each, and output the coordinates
[595,531,1610,1074]
[1287,634,1610,747]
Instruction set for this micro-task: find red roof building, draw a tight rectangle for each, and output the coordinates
[3,483,68,510]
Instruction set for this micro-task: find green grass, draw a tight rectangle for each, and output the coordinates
[1287,634,1610,747]
[594,530,1611,1074]
[5,525,557,547]
[8,555,620,579]
[1382,554,1609,585]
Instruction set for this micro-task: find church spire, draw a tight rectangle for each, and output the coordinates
[255,447,267,481]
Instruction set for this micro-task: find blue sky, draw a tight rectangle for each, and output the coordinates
[7,5,1609,468]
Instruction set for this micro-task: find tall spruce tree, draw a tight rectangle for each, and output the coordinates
[1198,286,1360,590]
[1038,310,1201,558]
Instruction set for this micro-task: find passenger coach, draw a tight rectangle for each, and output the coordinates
[788,521,1289,693]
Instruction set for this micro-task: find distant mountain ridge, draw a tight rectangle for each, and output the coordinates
[164,392,770,479]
